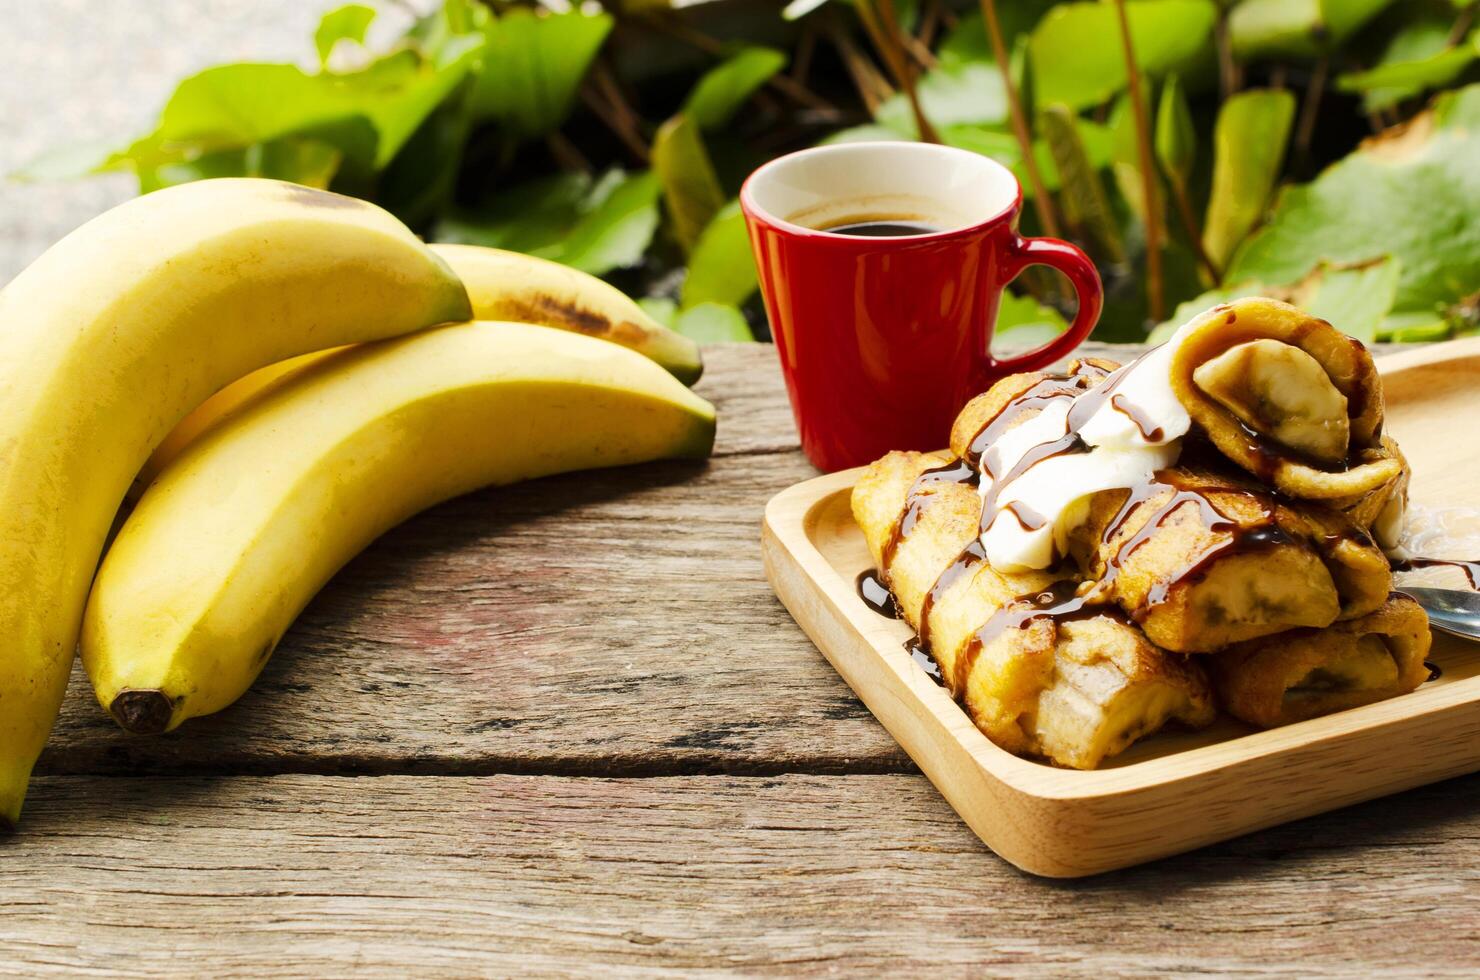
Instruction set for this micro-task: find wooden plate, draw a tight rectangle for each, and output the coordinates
[761,337,1480,877]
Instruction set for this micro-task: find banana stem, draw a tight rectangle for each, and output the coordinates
[978,0,1061,238]
[1112,0,1164,323]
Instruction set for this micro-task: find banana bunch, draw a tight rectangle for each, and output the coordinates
[0,178,714,828]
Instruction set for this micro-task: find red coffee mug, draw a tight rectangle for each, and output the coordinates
[741,141,1102,472]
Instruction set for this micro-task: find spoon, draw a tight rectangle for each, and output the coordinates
[1400,587,1480,642]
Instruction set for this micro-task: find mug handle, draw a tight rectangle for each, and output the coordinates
[987,235,1104,374]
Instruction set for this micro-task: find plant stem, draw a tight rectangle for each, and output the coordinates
[1215,5,1240,99]
[978,0,1061,238]
[1294,54,1328,166]
[581,62,650,164]
[827,20,893,115]
[1169,179,1220,284]
[1447,3,1476,45]
[856,0,940,142]
[918,0,941,48]
[546,131,593,175]
[1111,0,1164,322]
[793,25,816,84]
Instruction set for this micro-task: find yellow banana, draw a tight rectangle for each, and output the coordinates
[82,322,716,734]
[430,243,703,384]
[133,243,704,491]
[0,178,470,827]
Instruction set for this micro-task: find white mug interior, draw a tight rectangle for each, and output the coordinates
[742,141,1020,236]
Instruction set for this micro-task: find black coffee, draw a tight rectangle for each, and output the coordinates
[823,219,939,237]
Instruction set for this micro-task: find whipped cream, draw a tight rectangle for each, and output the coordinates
[977,322,1196,571]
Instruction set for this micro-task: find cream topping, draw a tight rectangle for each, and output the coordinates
[977,321,1196,571]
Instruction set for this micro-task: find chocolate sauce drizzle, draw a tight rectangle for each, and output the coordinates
[904,636,945,685]
[855,569,901,619]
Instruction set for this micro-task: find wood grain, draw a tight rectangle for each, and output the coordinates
[5,772,1478,976]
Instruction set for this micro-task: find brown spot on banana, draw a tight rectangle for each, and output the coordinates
[501,295,614,336]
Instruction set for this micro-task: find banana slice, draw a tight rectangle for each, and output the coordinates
[1192,338,1349,463]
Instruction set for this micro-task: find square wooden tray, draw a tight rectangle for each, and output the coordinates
[761,338,1480,877]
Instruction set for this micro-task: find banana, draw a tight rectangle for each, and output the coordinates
[0,178,471,827]
[430,243,703,385]
[82,322,716,734]
[133,244,705,491]
[133,348,344,493]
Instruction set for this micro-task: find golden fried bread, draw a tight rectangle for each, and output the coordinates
[1211,593,1431,727]
[851,450,1214,768]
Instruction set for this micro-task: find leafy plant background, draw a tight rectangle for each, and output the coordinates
[22,0,1480,345]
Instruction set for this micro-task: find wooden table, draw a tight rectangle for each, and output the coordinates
[4,343,1478,975]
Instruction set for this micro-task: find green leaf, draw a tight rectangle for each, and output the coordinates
[1039,104,1124,262]
[1377,310,1451,342]
[820,124,912,144]
[144,136,343,192]
[1436,80,1480,126]
[543,170,663,275]
[876,58,1007,132]
[674,303,756,343]
[1203,88,1296,270]
[1338,28,1479,111]
[469,8,613,141]
[638,297,679,328]
[1296,257,1402,343]
[435,172,589,254]
[1028,0,1217,110]
[1231,0,1399,60]
[315,4,376,66]
[939,118,1113,198]
[1155,73,1196,191]
[938,5,1059,64]
[91,34,482,183]
[153,64,369,158]
[994,291,1069,348]
[435,169,661,277]
[684,47,787,131]
[1230,86,1480,316]
[358,38,483,168]
[652,114,725,254]
[682,201,758,310]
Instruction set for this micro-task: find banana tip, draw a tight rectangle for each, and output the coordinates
[111,689,175,735]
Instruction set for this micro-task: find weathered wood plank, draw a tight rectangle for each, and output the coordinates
[5,772,1478,975]
[36,344,1147,778]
